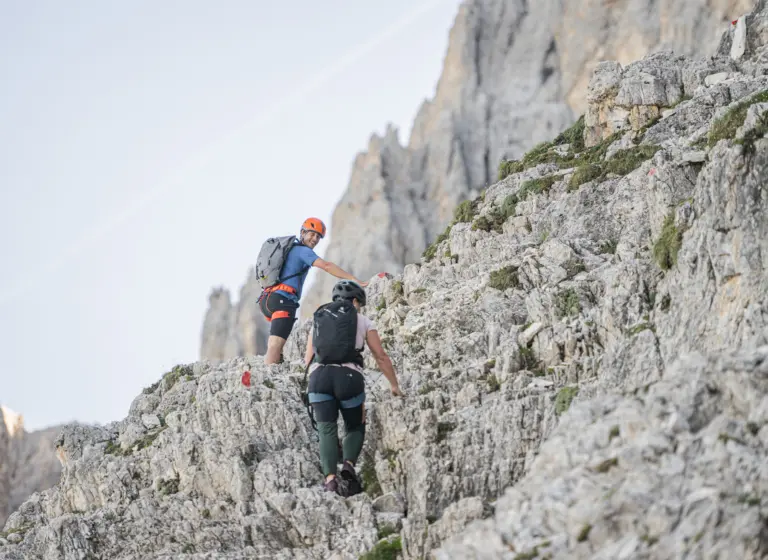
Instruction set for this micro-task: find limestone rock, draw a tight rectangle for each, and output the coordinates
[298,0,756,317]
[0,406,63,529]
[205,0,758,335]
[199,271,269,363]
[7,1,768,559]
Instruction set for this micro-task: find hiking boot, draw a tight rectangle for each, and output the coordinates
[323,477,340,494]
[340,461,362,496]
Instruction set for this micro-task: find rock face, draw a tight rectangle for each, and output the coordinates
[0,407,63,529]
[0,412,9,528]
[199,270,269,363]
[299,0,756,316]
[5,2,768,558]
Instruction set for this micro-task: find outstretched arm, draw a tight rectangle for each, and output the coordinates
[312,258,368,287]
[365,330,403,396]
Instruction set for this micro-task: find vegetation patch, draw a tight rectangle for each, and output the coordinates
[599,238,618,255]
[105,439,128,456]
[652,212,683,270]
[553,114,586,152]
[555,288,581,318]
[708,89,768,147]
[555,386,579,415]
[453,199,480,224]
[418,382,435,395]
[142,380,161,395]
[518,175,557,200]
[392,280,404,295]
[568,163,603,190]
[609,425,620,441]
[736,107,768,156]
[472,194,519,233]
[594,457,619,473]
[518,345,539,371]
[360,453,382,498]
[384,448,398,471]
[360,536,402,560]
[513,549,540,560]
[0,525,32,540]
[486,375,500,393]
[422,225,452,262]
[568,144,660,190]
[498,159,524,180]
[605,145,660,175]
[737,494,760,506]
[565,258,586,278]
[162,364,194,392]
[376,526,398,540]
[134,428,166,452]
[498,117,587,181]
[488,265,520,291]
[500,194,518,219]
[158,472,180,496]
[628,322,654,336]
[577,524,592,542]
[472,207,505,233]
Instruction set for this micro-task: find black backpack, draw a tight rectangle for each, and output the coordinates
[312,299,362,367]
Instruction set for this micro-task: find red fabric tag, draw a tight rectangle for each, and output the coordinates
[241,371,251,387]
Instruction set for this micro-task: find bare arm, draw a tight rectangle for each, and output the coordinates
[312,258,368,287]
[365,329,403,396]
[304,331,314,369]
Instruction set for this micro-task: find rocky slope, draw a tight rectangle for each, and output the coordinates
[0,407,62,529]
[4,1,768,559]
[299,0,756,316]
[201,0,756,359]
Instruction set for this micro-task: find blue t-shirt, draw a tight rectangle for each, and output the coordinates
[276,242,319,301]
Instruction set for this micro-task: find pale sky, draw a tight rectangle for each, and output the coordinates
[0,0,464,431]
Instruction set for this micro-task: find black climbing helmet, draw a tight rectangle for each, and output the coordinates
[331,280,367,306]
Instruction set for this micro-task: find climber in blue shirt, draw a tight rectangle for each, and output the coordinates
[258,217,368,365]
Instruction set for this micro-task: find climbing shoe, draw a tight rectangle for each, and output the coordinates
[340,461,362,496]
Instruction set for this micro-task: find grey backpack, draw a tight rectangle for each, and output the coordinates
[255,235,304,289]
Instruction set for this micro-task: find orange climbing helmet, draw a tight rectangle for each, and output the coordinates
[301,217,326,238]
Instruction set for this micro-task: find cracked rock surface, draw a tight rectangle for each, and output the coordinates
[4,1,768,559]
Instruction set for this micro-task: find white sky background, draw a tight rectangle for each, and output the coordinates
[0,0,464,431]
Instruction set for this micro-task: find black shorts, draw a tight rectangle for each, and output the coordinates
[258,291,299,340]
[308,365,366,426]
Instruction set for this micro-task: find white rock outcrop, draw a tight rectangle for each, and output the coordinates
[5,1,768,559]
[0,407,63,529]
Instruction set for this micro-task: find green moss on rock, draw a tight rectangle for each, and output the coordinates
[708,89,768,147]
[555,386,579,415]
[488,266,520,291]
[653,213,682,270]
[360,537,402,560]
